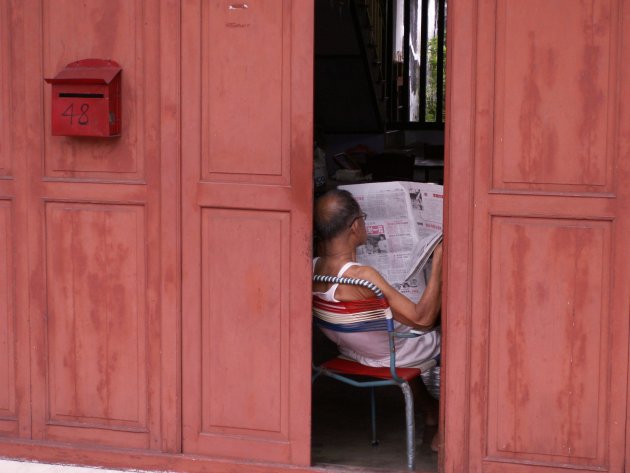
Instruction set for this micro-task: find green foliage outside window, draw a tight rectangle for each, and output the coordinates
[425,34,446,122]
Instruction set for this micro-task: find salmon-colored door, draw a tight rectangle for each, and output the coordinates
[12,0,180,451]
[180,1,313,465]
[444,1,630,472]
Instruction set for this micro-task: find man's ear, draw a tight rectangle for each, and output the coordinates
[348,219,362,239]
[348,219,359,234]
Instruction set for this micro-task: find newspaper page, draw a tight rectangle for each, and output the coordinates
[339,181,443,303]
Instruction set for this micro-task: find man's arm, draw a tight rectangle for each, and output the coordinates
[353,244,443,330]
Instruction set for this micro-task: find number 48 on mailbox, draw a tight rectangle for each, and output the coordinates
[45,58,122,137]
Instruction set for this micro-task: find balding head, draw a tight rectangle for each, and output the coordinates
[314,189,362,240]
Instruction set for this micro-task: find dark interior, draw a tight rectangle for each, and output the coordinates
[311,1,445,470]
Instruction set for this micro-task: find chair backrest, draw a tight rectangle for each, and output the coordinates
[312,274,401,375]
[312,275,394,331]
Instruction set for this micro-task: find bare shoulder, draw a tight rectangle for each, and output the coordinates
[333,264,387,301]
[344,264,386,285]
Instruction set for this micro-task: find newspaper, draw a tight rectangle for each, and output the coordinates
[339,181,443,303]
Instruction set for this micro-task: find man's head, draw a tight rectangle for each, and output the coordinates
[314,189,364,241]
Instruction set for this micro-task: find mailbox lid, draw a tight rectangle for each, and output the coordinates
[45,58,121,85]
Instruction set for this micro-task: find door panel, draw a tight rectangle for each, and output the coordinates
[0,203,16,436]
[488,217,610,464]
[41,0,144,179]
[492,0,615,191]
[445,0,630,472]
[200,209,289,435]
[201,1,289,179]
[181,0,313,465]
[0,0,9,177]
[44,203,147,433]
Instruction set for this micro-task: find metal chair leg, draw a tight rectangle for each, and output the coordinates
[370,387,379,446]
[400,381,415,470]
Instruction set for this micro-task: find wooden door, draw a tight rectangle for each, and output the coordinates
[180,0,313,465]
[12,0,180,452]
[444,1,630,472]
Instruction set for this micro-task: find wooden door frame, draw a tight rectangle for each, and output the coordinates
[441,0,476,471]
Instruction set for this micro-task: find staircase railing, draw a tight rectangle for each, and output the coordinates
[352,0,389,129]
[360,0,387,86]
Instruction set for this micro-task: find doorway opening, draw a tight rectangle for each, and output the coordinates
[311,0,447,471]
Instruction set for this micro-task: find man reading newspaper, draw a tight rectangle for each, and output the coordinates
[312,186,443,452]
[339,181,443,303]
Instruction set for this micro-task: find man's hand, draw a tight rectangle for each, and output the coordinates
[433,242,443,262]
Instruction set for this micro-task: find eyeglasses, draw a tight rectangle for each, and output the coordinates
[349,212,367,227]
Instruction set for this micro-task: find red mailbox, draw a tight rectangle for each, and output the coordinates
[45,59,122,137]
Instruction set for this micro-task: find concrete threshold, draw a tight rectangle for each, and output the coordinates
[0,459,172,473]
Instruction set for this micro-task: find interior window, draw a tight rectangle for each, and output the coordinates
[393,0,447,127]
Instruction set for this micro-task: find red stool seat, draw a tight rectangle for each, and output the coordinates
[321,357,421,381]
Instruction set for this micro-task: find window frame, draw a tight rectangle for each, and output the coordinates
[387,0,447,130]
